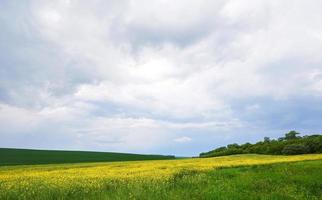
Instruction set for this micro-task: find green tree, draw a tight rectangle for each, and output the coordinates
[282,144,309,155]
[264,137,270,143]
[199,131,322,158]
[285,131,300,140]
[227,143,239,149]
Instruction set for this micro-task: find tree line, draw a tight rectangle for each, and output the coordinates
[199,131,322,158]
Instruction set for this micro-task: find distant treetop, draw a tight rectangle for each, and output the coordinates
[200,131,322,158]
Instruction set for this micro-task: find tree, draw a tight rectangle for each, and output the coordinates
[214,146,227,152]
[199,131,322,158]
[227,143,239,149]
[284,130,300,140]
[304,135,322,153]
[281,144,309,155]
[264,137,270,143]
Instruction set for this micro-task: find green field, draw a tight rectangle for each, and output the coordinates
[99,160,322,200]
[0,154,321,199]
[0,148,175,166]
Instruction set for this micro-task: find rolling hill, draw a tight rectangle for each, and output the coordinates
[0,148,175,166]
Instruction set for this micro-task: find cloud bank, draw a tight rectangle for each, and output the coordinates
[1,0,322,156]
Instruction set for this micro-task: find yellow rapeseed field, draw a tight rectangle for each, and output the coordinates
[1,154,322,199]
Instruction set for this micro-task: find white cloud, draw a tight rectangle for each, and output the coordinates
[174,136,192,143]
[0,104,40,132]
[1,0,322,155]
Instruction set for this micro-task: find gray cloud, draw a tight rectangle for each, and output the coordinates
[1,0,322,156]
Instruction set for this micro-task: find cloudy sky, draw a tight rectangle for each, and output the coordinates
[1,0,322,156]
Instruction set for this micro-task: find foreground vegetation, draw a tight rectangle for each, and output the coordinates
[0,154,321,199]
[0,148,174,166]
[200,131,322,158]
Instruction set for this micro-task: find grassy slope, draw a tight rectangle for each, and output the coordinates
[0,148,175,166]
[101,160,322,200]
[0,154,321,199]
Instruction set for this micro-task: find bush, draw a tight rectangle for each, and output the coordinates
[200,132,322,158]
[304,135,322,153]
[281,145,310,155]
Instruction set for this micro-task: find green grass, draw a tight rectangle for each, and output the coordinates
[91,160,322,200]
[1,155,321,199]
[85,160,322,200]
[0,148,175,166]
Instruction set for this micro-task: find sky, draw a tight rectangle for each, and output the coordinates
[1,0,322,156]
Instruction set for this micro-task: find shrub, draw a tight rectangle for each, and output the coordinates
[200,132,322,158]
[281,145,310,155]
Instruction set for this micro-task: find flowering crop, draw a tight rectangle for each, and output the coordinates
[0,154,321,199]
